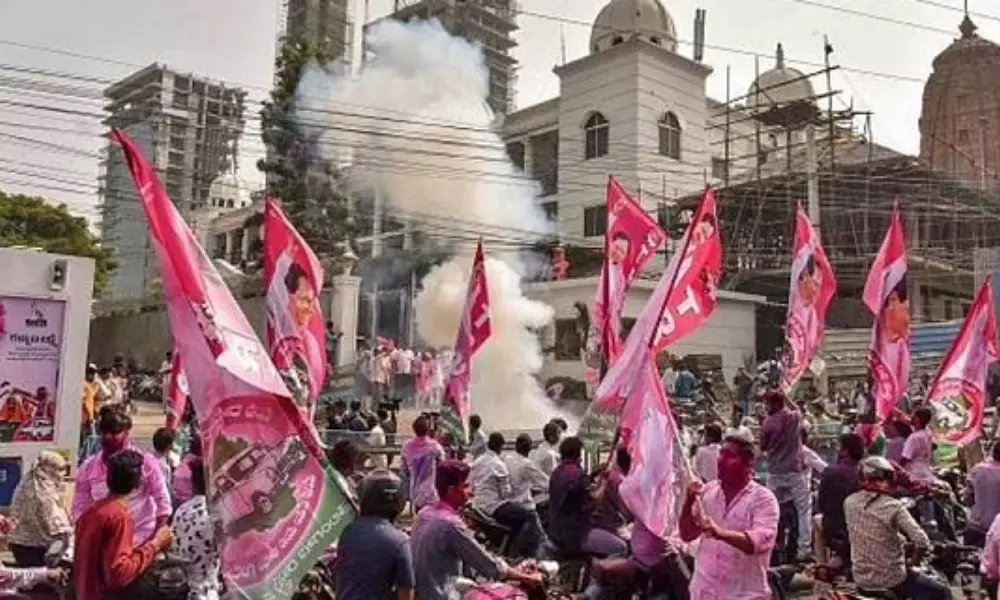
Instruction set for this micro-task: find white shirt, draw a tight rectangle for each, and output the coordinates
[529,441,559,477]
[801,446,828,476]
[505,452,550,508]
[368,425,387,468]
[902,428,936,482]
[693,443,720,482]
[395,349,414,375]
[470,451,512,516]
[662,367,677,395]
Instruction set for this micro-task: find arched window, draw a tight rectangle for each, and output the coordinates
[584,112,609,159]
[767,133,779,148]
[658,112,682,159]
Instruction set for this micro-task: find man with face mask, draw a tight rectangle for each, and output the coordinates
[73,406,172,547]
[680,431,780,600]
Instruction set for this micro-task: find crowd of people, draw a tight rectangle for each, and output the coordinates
[355,340,453,410]
[2,344,998,600]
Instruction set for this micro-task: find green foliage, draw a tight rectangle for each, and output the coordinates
[257,38,354,260]
[0,190,116,296]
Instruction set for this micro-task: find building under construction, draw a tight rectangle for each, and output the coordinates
[389,0,519,116]
[678,34,1000,357]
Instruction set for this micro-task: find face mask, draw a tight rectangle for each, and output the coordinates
[717,453,750,488]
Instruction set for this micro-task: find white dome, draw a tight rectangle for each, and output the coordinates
[746,44,816,111]
[590,0,677,54]
[207,171,251,210]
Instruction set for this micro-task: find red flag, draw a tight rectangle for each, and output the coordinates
[584,177,667,385]
[594,188,723,412]
[618,351,688,537]
[863,205,910,419]
[164,350,188,431]
[442,241,492,438]
[928,277,1000,446]
[264,198,327,421]
[112,130,354,600]
[782,207,837,393]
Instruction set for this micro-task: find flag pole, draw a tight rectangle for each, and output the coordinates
[600,175,613,383]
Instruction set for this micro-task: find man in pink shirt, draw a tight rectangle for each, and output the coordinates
[681,431,780,600]
[73,406,172,546]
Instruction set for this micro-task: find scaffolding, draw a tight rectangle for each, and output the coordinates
[679,42,1000,354]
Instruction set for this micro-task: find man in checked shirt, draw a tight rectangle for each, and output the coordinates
[844,456,951,600]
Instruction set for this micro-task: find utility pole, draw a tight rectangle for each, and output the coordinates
[370,186,382,342]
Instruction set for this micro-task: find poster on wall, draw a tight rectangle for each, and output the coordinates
[0,296,64,443]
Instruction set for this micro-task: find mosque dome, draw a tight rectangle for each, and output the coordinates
[589,0,678,54]
[207,171,251,210]
[746,43,817,112]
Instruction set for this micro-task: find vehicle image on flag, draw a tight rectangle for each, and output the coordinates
[211,437,309,529]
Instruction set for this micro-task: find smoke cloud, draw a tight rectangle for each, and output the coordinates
[295,18,575,430]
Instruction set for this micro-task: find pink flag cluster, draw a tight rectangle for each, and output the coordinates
[113,130,353,600]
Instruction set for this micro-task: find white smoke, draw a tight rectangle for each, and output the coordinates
[295,18,575,430]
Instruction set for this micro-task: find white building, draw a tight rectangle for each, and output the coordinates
[191,172,262,268]
[498,0,822,382]
[500,0,819,241]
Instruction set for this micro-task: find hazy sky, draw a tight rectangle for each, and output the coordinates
[1,0,997,222]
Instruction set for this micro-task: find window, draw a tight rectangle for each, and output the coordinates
[945,298,955,320]
[541,201,558,221]
[505,141,525,170]
[711,157,728,180]
[959,129,971,145]
[768,133,779,148]
[658,112,682,159]
[584,112,609,159]
[554,319,583,360]
[958,94,969,109]
[583,205,607,237]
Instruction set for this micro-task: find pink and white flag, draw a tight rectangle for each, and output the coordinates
[928,277,999,447]
[584,177,667,386]
[164,350,188,431]
[618,351,688,538]
[594,188,723,413]
[113,129,354,600]
[264,197,327,421]
[782,206,836,393]
[442,241,492,438]
[863,205,910,420]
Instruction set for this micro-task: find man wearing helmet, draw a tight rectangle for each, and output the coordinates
[334,470,415,600]
[843,456,951,599]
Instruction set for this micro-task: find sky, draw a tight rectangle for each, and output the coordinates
[1,0,998,224]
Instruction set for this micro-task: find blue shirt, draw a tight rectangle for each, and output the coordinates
[334,517,414,600]
[674,370,698,398]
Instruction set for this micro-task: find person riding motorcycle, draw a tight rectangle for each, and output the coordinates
[843,456,952,600]
[410,460,542,600]
[334,470,415,600]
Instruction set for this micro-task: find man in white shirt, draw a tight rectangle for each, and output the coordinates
[470,433,544,558]
[505,434,550,510]
[901,407,936,483]
[528,422,561,477]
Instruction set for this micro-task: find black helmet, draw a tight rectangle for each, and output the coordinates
[358,469,404,520]
[858,456,896,485]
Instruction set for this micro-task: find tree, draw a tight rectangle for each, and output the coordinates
[0,190,117,296]
[257,39,354,262]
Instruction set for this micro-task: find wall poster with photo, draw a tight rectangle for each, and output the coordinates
[0,296,65,443]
